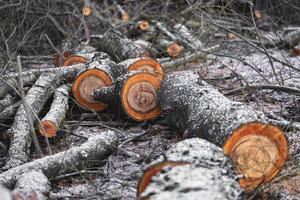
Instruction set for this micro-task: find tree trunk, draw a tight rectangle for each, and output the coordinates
[12,170,50,200]
[138,138,244,200]
[0,130,120,188]
[93,71,161,121]
[38,84,71,137]
[158,70,288,191]
[4,73,61,169]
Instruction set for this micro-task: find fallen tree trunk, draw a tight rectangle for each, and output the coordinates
[93,72,161,121]
[38,84,71,137]
[0,63,85,98]
[95,30,157,61]
[4,73,61,169]
[12,170,50,200]
[138,138,244,199]
[158,71,288,190]
[0,130,119,188]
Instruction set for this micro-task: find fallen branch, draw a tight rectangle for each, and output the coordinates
[0,102,21,123]
[139,138,244,199]
[0,130,120,188]
[158,71,288,190]
[4,73,60,169]
[0,93,17,113]
[38,84,71,137]
[173,23,203,50]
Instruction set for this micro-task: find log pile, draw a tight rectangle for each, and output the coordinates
[0,2,298,199]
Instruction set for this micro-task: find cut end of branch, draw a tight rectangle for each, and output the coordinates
[224,122,288,191]
[63,55,87,66]
[121,12,129,22]
[73,69,112,111]
[121,72,161,121]
[127,58,164,81]
[38,120,57,138]
[167,42,184,57]
[82,6,92,16]
[137,161,189,197]
[138,21,150,31]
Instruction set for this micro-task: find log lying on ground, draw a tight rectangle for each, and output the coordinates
[38,85,71,137]
[0,63,86,98]
[173,23,203,50]
[73,55,163,111]
[139,138,244,200]
[158,71,288,190]
[4,73,61,169]
[93,72,161,121]
[72,52,124,111]
[12,170,50,200]
[0,130,119,187]
[95,30,157,61]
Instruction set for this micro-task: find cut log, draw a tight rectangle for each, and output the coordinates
[0,93,17,113]
[157,39,185,57]
[95,30,157,61]
[173,23,203,50]
[63,55,87,66]
[119,58,164,81]
[4,73,61,169]
[72,52,124,111]
[93,72,161,121]
[0,63,86,98]
[158,71,288,190]
[0,130,119,188]
[139,138,244,199]
[137,20,150,31]
[38,85,71,137]
[12,170,50,200]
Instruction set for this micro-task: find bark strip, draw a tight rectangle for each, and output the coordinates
[139,138,244,200]
[4,73,60,169]
[0,130,119,188]
[39,84,71,137]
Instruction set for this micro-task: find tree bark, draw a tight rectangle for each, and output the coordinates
[0,93,18,113]
[139,138,244,200]
[38,84,71,137]
[0,130,120,188]
[158,70,288,190]
[12,170,50,200]
[0,101,21,123]
[4,73,61,169]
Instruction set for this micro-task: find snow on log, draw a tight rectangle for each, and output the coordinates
[173,23,203,50]
[0,63,86,98]
[12,170,50,200]
[0,185,12,200]
[0,130,119,188]
[38,85,71,137]
[95,30,157,61]
[4,73,61,169]
[138,138,244,200]
[72,52,124,111]
[0,93,17,113]
[158,71,288,190]
[93,72,161,121]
